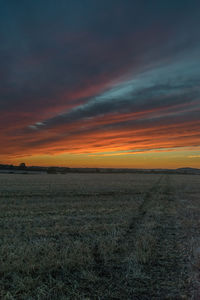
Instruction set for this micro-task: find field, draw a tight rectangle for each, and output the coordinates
[0,173,200,299]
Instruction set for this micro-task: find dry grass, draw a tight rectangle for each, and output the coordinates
[0,173,199,299]
[174,175,200,299]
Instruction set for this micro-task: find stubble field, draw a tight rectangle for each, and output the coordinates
[0,173,200,299]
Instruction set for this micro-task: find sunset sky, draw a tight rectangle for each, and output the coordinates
[0,1,200,168]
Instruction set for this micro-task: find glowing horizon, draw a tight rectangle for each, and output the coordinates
[0,1,200,168]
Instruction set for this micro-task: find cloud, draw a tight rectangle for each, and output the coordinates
[28,51,200,135]
[0,0,200,162]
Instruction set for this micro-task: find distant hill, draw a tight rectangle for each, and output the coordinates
[176,167,200,174]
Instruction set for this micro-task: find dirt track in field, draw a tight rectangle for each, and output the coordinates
[1,173,199,299]
[93,175,190,299]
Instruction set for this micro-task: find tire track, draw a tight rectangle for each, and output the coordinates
[91,177,164,291]
[92,175,188,299]
[120,175,188,299]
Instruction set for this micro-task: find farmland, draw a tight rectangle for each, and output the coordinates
[0,173,199,299]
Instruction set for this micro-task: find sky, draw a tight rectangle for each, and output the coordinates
[0,0,200,168]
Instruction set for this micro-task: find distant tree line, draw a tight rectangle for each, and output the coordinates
[0,164,199,175]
